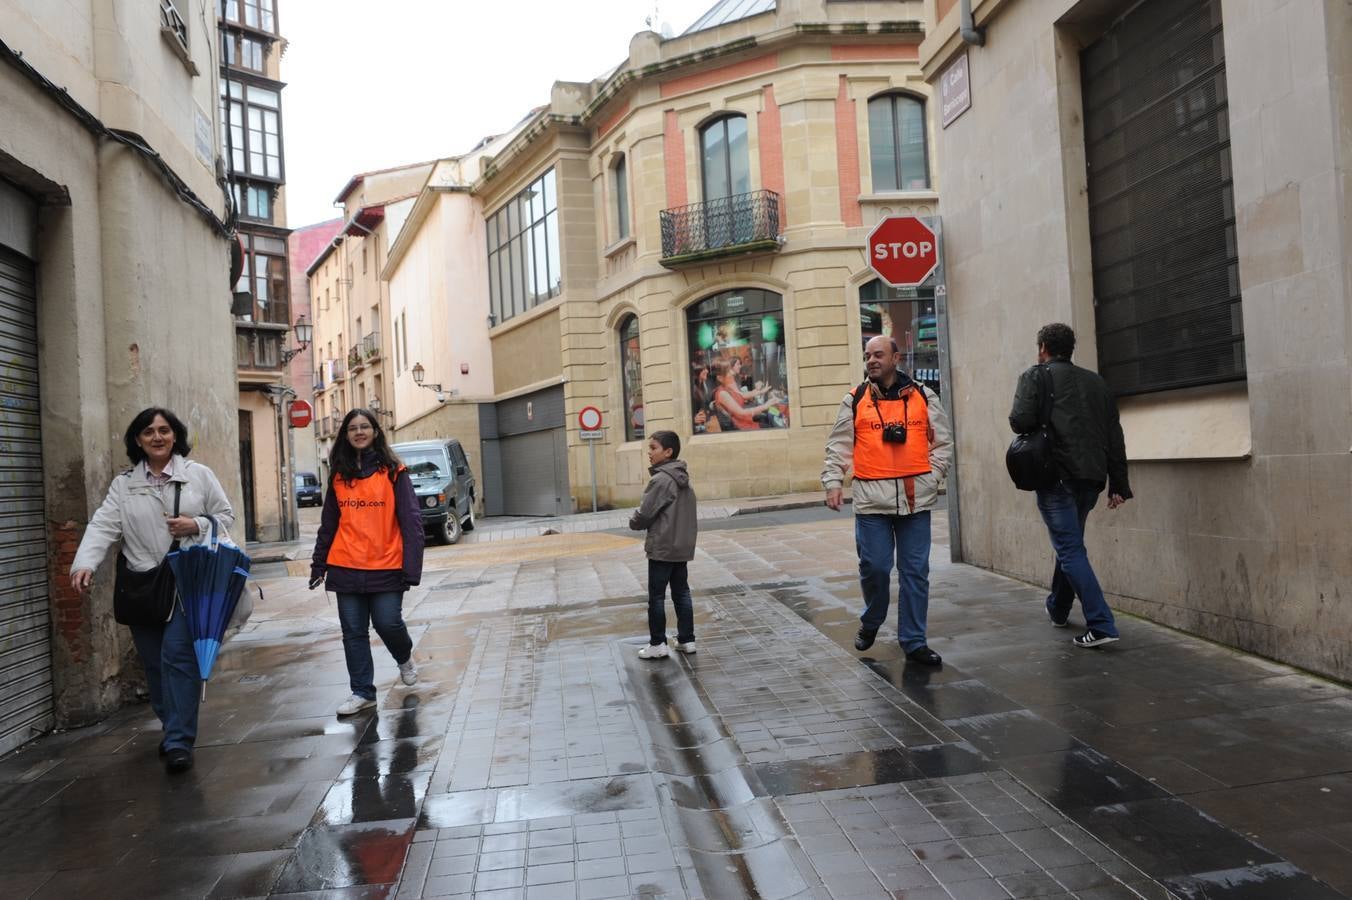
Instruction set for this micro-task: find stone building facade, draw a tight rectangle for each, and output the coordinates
[0,0,238,744]
[920,0,1352,679]
[468,0,943,513]
[307,162,434,478]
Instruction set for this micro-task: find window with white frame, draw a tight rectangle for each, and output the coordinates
[219,81,282,180]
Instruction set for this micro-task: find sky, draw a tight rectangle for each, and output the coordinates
[281,0,718,227]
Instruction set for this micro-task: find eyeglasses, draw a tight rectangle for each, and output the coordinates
[346,424,374,434]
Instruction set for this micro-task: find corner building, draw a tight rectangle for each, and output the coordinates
[919,0,1352,679]
[478,0,942,512]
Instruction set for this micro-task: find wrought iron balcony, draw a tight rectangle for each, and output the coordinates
[362,331,381,361]
[659,190,781,267]
[348,345,365,373]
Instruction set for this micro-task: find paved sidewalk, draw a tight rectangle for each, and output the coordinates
[0,506,1348,899]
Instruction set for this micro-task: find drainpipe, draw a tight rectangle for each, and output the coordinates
[960,0,986,45]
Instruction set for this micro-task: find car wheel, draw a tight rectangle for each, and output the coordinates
[437,514,462,546]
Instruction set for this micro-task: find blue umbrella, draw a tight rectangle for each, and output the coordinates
[167,515,251,691]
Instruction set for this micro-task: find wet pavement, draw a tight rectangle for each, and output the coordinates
[3,504,1351,898]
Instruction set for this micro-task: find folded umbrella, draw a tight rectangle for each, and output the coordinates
[167,515,252,692]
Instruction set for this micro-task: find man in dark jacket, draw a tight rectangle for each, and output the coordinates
[1009,323,1131,648]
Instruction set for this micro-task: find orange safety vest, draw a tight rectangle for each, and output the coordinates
[327,466,404,571]
[853,384,932,480]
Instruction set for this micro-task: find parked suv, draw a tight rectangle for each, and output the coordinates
[392,438,476,545]
[295,471,323,508]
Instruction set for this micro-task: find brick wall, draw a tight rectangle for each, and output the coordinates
[834,76,863,227]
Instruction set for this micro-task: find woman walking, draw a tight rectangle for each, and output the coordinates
[69,407,233,773]
[311,408,424,716]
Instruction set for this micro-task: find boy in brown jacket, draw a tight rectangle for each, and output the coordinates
[628,430,698,659]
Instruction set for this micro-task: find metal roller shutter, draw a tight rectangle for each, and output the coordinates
[500,429,567,517]
[1082,0,1244,396]
[0,245,54,755]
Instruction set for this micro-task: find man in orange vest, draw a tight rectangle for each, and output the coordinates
[822,335,954,665]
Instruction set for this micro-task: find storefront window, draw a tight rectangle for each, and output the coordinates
[859,279,941,395]
[619,315,643,442]
[686,289,789,433]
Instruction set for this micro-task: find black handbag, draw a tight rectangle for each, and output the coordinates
[112,482,182,627]
[1006,365,1061,491]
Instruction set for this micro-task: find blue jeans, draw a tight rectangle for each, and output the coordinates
[856,511,932,652]
[647,560,694,646]
[336,592,413,700]
[1036,481,1118,636]
[129,603,200,751]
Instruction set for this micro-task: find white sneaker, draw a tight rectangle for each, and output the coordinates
[675,641,696,654]
[398,658,418,686]
[638,643,670,659]
[336,694,376,716]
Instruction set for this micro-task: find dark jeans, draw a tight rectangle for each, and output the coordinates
[647,560,694,646]
[129,603,200,751]
[336,591,413,700]
[856,511,932,652]
[1035,481,1118,636]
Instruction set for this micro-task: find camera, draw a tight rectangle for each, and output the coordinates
[881,423,907,444]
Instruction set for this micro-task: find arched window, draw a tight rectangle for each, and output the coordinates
[613,154,630,241]
[618,315,644,441]
[868,94,929,191]
[686,289,789,434]
[699,115,750,201]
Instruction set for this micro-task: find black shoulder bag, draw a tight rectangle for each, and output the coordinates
[113,482,182,627]
[1006,365,1061,491]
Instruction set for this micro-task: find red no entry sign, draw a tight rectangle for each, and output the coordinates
[288,399,313,429]
[867,216,938,287]
[578,406,602,431]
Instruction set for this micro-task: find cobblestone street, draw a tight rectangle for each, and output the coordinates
[2,506,1350,899]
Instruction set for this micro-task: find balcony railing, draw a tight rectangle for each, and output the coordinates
[348,345,365,373]
[659,189,781,267]
[317,415,333,438]
[362,331,381,361]
[329,357,346,382]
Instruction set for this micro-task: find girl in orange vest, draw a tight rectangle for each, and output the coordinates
[310,408,425,716]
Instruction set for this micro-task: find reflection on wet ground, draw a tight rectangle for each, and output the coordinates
[2,507,1350,898]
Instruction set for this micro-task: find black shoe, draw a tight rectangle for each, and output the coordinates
[165,748,193,773]
[157,740,168,757]
[854,627,878,651]
[1047,609,1069,628]
[1073,630,1119,648]
[905,646,943,666]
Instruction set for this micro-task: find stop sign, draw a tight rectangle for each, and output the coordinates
[867,216,938,287]
[288,399,313,429]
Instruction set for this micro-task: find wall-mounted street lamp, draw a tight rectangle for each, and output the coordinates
[410,362,441,393]
[368,395,394,421]
[279,315,313,365]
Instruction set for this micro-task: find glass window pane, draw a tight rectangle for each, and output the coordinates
[727,116,750,196]
[529,181,544,222]
[247,86,279,108]
[898,97,928,189]
[545,211,561,296]
[686,289,789,433]
[487,211,499,251]
[531,221,549,303]
[542,168,557,213]
[620,316,643,441]
[701,120,729,200]
[489,250,501,318]
[615,156,629,239]
[869,97,899,192]
[504,200,516,240]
